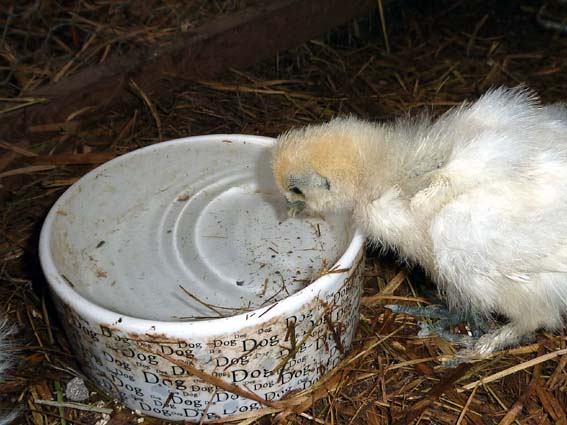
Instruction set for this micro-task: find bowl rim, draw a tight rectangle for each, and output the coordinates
[39,134,366,338]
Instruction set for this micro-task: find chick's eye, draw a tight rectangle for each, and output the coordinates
[289,186,303,195]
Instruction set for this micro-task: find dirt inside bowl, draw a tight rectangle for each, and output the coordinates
[47,136,354,321]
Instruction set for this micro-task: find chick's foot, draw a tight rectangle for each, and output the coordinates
[385,304,494,349]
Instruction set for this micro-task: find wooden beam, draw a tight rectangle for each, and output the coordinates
[3,0,376,139]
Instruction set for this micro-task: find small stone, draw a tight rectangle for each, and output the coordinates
[65,376,90,402]
[95,413,111,425]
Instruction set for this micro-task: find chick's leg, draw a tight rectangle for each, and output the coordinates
[473,322,532,356]
[388,303,533,367]
[443,320,538,367]
[385,304,491,348]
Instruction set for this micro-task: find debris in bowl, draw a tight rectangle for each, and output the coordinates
[46,137,353,321]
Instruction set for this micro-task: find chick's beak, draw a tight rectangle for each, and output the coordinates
[286,199,305,217]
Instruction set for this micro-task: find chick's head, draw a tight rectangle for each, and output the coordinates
[272,118,365,216]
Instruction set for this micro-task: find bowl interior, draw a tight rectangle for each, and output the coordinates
[46,136,354,321]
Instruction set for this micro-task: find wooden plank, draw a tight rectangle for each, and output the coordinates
[3,0,376,140]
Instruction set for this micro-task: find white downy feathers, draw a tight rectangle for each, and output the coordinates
[0,319,18,425]
[273,87,567,359]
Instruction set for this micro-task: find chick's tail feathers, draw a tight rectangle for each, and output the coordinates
[0,318,18,425]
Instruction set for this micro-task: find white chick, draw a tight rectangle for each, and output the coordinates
[272,87,567,362]
[0,318,18,424]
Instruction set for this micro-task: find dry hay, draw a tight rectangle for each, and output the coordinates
[2,0,567,424]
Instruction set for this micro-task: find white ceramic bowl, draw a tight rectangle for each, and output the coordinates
[39,135,365,422]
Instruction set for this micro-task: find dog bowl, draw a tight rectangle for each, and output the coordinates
[39,135,365,422]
